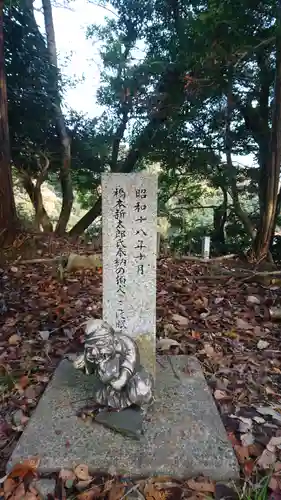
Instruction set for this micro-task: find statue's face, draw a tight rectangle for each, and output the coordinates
[85,337,114,364]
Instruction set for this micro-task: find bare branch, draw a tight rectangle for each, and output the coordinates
[234,37,275,69]
[86,1,118,17]
[35,153,50,189]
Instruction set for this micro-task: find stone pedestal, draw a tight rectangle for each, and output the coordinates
[8,356,239,480]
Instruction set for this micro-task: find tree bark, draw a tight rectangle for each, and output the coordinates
[229,173,255,239]
[212,186,227,253]
[20,171,53,232]
[251,2,281,261]
[41,0,73,235]
[0,1,18,243]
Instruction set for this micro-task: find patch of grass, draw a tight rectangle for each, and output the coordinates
[0,366,16,395]
[238,474,271,500]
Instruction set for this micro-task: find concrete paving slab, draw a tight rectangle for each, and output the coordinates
[8,356,239,480]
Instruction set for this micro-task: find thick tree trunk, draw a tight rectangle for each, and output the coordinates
[212,186,227,253]
[41,0,73,235]
[270,186,281,253]
[20,172,53,232]
[251,4,281,261]
[0,1,18,243]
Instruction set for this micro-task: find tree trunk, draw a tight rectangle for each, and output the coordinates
[212,186,227,253]
[20,172,53,232]
[270,186,281,253]
[68,197,101,239]
[229,174,255,239]
[251,3,281,261]
[0,1,18,243]
[41,0,73,235]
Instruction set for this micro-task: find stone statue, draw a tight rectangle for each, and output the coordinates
[73,319,154,411]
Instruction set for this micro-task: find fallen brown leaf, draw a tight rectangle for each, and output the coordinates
[17,375,29,390]
[11,482,25,500]
[74,464,90,481]
[269,476,280,492]
[275,462,281,473]
[243,460,255,477]
[171,314,189,326]
[59,469,77,482]
[257,449,276,469]
[144,481,168,500]
[202,343,216,357]
[191,331,201,339]
[3,477,17,498]
[214,389,229,400]
[24,491,39,500]
[267,436,281,451]
[8,334,21,346]
[269,493,281,500]
[233,444,250,465]
[186,478,215,493]
[77,485,102,500]
[236,318,253,330]
[107,482,126,500]
[9,457,40,479]
[157,338,181,351]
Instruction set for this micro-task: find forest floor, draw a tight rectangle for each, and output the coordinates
[1,233,281,499]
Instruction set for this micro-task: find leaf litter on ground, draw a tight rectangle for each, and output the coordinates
[2,236,281,497]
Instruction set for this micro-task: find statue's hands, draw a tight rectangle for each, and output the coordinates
[110,368,131,391]
[73,354,85,370]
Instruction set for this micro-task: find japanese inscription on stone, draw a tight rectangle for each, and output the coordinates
[113,186,127,331]
[134,187,148,276]
[102,173,157,376]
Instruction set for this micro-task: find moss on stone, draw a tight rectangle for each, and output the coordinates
[135,333,155,379]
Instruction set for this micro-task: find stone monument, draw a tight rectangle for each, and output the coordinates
[9,173,239,480]
[71,173,157,436]
[102,173,157,379]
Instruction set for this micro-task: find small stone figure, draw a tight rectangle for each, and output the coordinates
[74,319,154,411]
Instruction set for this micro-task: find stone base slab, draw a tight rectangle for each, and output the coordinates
[8,356,239,480]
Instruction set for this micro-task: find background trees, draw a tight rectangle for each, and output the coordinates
[0,0,18,239]
[2,0,281,261]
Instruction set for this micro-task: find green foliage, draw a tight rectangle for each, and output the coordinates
[4,0,281,248]
[67,112,111,207]
[5,5,59,173]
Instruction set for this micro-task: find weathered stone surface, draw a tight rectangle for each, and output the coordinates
[102,173,157,377]
[8,356,239,480]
